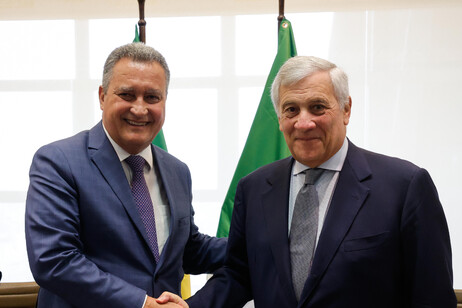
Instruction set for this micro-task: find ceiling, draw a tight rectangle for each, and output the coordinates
[1,0,461,20]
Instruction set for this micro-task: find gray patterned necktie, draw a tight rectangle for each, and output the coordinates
[289,168,324,301]
[125,155,160,262]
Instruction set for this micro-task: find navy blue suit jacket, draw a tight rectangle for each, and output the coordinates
[25,122,227,308]
[188,140,455,308]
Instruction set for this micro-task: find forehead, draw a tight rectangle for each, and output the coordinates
[280,71,335,101]
[112,58,165,78]
[110,58,166,89]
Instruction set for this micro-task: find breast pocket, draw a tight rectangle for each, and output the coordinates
[167,216,190,250]
[344,231,390,252]
[177,216,190,227]
[174,216,190,238]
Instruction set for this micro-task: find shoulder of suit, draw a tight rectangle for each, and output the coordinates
[152,144,188,169]
[36,129,91,155]
[240,156,293,182]
[350,144,421,176]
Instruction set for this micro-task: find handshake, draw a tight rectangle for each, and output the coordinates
[145,292,189,308]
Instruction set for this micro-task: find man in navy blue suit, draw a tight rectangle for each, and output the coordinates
[160,56,456,307]
[25,43,226,308]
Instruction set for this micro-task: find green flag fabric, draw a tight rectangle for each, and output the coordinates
[133,25,141,42]
[152,130,168,151]
[216,18,297,238]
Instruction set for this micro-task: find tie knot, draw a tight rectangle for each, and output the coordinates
[304,168,324,185]
[125,155,146,173]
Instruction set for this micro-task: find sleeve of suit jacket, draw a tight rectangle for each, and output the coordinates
[25,143,148,308]
[177,150,228,275]
[182,209,228,275]
[400,168,455,307]
[187,178,253,308]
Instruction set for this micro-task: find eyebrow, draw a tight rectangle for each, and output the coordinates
[144,89,163,96]
[280,100,296,106]
[113,86,135,93]
[114,87,163,97]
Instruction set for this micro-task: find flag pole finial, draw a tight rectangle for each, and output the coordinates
[278,0,285,30]
[137,0,146,43]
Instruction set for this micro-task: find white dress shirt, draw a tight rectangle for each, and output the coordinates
[103,125,171,255]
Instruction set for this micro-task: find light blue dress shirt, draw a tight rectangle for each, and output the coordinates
[288,138,349,249]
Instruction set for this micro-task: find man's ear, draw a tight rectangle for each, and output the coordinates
[98,86,105,111]
[343,96,352,125]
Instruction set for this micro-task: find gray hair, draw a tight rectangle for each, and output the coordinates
[102,42,170,94]
[270,56,349,115]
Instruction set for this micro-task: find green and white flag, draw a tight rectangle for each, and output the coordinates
[216,18,297,238]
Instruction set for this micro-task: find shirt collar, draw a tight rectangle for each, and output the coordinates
[102,123,153,170]
[292,137,349,176]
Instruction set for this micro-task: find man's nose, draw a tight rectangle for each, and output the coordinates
[295,111,316,129]
[130,97,148,115]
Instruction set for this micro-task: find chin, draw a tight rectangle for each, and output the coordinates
[125,138,151,151]
[295,153,322,166]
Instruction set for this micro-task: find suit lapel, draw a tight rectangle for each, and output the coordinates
[88,122,153,255]
[262,157,299,303]
[150,146,171,268]
[151,146,190,269]
[299,141,371,307]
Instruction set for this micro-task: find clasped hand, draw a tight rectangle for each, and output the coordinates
[144,292,189,308]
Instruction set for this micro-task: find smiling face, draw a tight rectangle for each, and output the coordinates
[278,71,351,167]
[99,57,167,154]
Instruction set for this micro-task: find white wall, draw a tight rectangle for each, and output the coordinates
[0,2,461,294]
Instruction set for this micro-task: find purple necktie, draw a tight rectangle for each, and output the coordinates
[125,155,160,262]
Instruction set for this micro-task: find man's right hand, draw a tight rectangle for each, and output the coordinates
[144,295,187,308]
[155,292,189,308]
